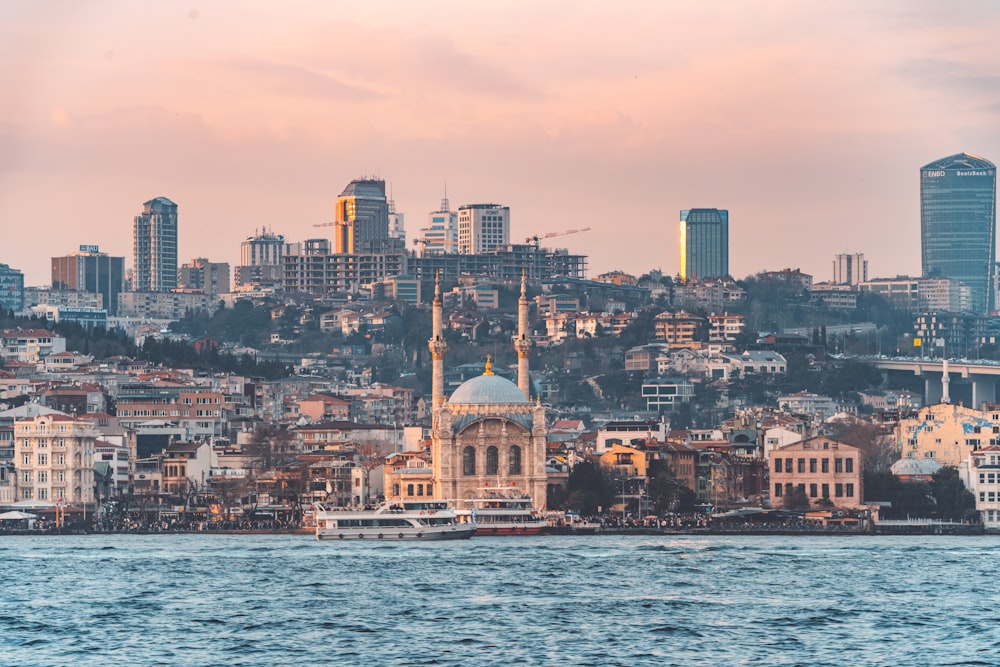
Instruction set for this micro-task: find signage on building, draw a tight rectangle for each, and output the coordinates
[79,245,100,253]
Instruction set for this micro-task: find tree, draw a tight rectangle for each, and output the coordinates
[555,461,613,515]
[931,466,977,522]
[824,420,898,473]
[646,459,695,514]
[355,440,389,506]
[782,484,810,510]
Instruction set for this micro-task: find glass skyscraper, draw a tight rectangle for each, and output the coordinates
[920,153,997,314]
[679,208,729,282]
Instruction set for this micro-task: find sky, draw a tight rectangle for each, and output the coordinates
[2,1,1000,288]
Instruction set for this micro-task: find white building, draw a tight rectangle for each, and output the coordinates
[457,203,509,254]
[15,412,97,506]
[966,445,1000,529]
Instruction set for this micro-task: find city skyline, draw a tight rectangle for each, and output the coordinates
[3,3,1000,286]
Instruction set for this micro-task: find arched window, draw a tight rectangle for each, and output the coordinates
[486,446,499,475]
[463,446,476,475]
[509,445,522,475]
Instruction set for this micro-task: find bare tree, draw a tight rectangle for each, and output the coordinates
[825,419,898,473]
[354,439,389,506]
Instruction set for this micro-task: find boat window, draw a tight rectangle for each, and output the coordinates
[486,446,499,475]
[463,446,476,475]
[509,445,522,475]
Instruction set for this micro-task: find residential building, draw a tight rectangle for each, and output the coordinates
[654,310,705,348]
[0,263,25,313]
[679,208,729,282]
[133,197,179,292]
[707,312,745,343]
[769,437,864,509]
[921,152,997,314]
[117,291,218,320]
[897,402,1000,466]
[178,258,230,296]
[0,329,67,363]
[833,253,868,286]
[641,377,694,412]
[967,445,1000,529]
[777,392,839,419]
[14,412,98,505]
[458,203,510,254]
[51,246,125,315]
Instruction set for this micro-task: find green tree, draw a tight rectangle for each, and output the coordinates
[930,466,977,521]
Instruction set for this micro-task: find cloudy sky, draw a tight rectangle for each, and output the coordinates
[2,1,999,286]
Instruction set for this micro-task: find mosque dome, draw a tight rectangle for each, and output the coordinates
[448,374,528,405]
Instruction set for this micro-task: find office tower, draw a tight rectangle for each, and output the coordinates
[178,258,230,296]
[417,193,459,255]
[679,208,729,282]
[921,153,997,313]
[0,263,24,313]
[333,178,389,254]
[51,246,125,315]
[457,203,510,254]
[133,197,178,292]
[833,253,868,286]
[236,228,285,287]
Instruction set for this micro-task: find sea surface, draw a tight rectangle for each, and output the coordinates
[1,534,999,667]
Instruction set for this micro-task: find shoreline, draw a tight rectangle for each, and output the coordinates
[2,526,994,537]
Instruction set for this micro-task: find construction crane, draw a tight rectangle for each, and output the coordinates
[313,222,336,228]
[525,227,591,247]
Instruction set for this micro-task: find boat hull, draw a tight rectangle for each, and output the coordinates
[317,525,475,541]
[473,523,548,536]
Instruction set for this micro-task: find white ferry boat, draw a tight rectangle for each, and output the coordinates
[455,491,549,536]
[314,500,476,541]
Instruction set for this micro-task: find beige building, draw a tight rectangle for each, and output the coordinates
[15,412,98,506]
[897,403,1000,467]
[769,437,863,509]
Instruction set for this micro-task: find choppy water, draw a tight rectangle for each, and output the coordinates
[2,534,999,666]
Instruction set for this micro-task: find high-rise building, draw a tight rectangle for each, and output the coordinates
[178,258,230,296]
[458,203,509,255]
[334,178,390,254]
[833,253,868,286]
[133,197,178,292]
[51,246,125,315]
[921,153,997,313]
[679,208,729,282]
[417,194,459,256]
[0,263,24,313]
[236,228,285,287]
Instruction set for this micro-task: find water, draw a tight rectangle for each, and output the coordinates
[2,534,999,666]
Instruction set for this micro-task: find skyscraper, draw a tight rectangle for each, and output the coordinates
[333,178,389,254]
[920,153,997,313]
[236,228,285,287]
[457,203,509,254]
[133,197,178,292]
[51,246,125,315]
[679,208,729,282]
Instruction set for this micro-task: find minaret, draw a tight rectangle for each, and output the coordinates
[429,272,448,412]
[941,358,950,404]
[515,271,531,399]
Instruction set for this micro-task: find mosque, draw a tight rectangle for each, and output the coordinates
[428,274,548,509]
